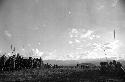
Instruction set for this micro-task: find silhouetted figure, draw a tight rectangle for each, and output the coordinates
[0,54,6,71]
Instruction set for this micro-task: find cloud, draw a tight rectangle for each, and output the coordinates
[69,28,100,46]
[76,47,82,50]
[68,28,101,54]
[69,28,99,40]
[71,28,78,33]
[75,39,81,43]
[80,30,94,38]
[103,40,120,51]
[44,50,60,60]
[68,41,73,44]
[68,11,72,15]
[38,42,41,45]
[4,30,12,38]
[91,40,120,58]
[65,27,120,59]
[32,48,44,58]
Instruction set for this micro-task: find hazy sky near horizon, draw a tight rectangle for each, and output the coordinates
[0,0,125,60]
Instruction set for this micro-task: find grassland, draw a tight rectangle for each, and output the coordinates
[0,67,124,82]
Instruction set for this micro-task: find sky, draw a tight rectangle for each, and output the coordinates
[0,0,125,60]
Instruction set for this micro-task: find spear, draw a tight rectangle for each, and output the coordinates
[114,29,115,40]
[11,44,13,50]
[104,49,108,62]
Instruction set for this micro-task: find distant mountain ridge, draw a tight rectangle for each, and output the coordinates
[43,58,125,66]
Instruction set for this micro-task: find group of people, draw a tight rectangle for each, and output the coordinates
[0,53,44,71]
[100,60,125,77]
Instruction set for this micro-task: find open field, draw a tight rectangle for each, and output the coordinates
[0,68,124,82]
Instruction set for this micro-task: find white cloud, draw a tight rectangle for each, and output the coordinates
[68,41,73,44]
[89,37,93,40]
[75,39,81,43]
[70,34,73,38]
[71,28,78,33]
[66,28,122,60]
[90,40,121,59]
[32,48,44,58]
[76,47,82,50]
[69,28,96,40]
[95,35,100,38]
[38,42,41,45]
[103,40,120,51]
[68,28,101,51]
[4,30,12,38]
[22,48,25,51]
[68,11,72,15]
[80,30,94,38]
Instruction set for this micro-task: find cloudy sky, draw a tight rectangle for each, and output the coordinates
[0,0,125,60]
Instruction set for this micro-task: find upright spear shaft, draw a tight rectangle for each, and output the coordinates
[114,29,116,40]
[104,49,108,62]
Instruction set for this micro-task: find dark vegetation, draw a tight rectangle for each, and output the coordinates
[0,45,124,82]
